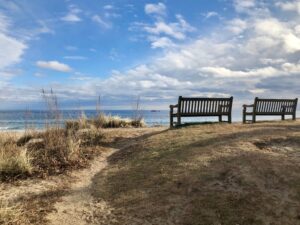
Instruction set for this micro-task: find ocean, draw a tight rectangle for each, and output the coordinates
[0,110,170,130]
[0,109,294,131]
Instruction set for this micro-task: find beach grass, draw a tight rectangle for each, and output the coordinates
[0,125,105,181]
[65,113,146,130]
[0,133,32,180]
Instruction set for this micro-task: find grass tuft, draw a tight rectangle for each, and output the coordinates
[1,125,105,181]
[66,113,146,131]
[0,134,32,180]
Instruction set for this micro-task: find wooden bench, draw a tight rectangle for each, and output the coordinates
[170,96,233,127]
[243,97,298,123]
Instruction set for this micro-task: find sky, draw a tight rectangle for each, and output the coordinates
[0,0,299,110]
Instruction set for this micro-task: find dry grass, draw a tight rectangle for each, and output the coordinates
[0,200,27,225]
[0,134,32,180]
[91,120,300,225]
[65,113,146,130]
[0,126,105,181]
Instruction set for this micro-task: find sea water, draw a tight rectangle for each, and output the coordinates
[0,109,294,131]
[0,110,169,130]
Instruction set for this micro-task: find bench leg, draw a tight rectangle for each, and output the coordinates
[243,108,247,124]
[252,115,256,123]
[228,114,232,124]
[218,115,222,122]
[170,114,173,128]
[281,114,285,120]
[293,113,296,120]
[177,116,181,126]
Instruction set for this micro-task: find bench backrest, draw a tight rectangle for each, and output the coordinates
[178,96,233,115]
[254,98,298,114]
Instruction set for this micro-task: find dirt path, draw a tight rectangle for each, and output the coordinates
[44,128,165,225]
[46,147,117,225]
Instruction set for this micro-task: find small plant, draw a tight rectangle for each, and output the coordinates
[132,95,144,124]
[76,128,104,147]
[65,114,145,130]
[41,89,62,129]
[27,128,81,175]
[0,135,32,180]
[65,120,80,131]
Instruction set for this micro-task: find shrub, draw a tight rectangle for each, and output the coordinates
[27,128,83,175]
[75,129,103,147]
[65,113,146,130]
[65,120,80,131]
[0,135,32,180]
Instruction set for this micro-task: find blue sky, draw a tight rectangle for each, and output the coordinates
[0,0,299,110]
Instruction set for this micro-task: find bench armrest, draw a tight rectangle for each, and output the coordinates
[170,104,178,114]
[170,104,178,109]
[243,104,254,113]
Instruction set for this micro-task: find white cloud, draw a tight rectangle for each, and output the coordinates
[61,5,82,22]
[35,20,54,35]
[103,5,114,10]
[276,0,300,14]
[226,18,248,34]
[36,61,72,72]
[0,13,27,71]
[252,18,300,53]
[249,89,266,94]
[145,3,166,16]
[92,15,111,29]
[199,66,280,78]
[150,37,175,49]
[254,18,286,37]
[0,34,27,69]
[143,14,195,40]
[144,21,185,40]
[281,62,300,73]
[233,0,256,13]
[283,33,300,53]
[260,58,285,65]
[61,14,81,22]
[203,11,219,19]
[103,4,120,18]
[0,13,10,33]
